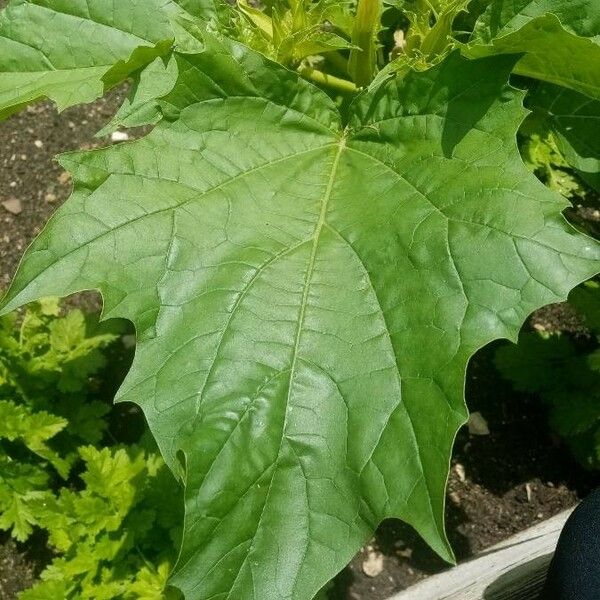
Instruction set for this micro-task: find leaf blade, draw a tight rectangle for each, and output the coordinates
[1,39,599,600]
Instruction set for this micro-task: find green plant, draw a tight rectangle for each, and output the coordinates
[0,299,119,539]
[0,1,599,599]
[0,300,182,598]
[19,444,183,600]
[496,280,600,469]
[520,81,600,196]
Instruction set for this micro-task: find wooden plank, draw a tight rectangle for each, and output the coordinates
[388,507,574,600]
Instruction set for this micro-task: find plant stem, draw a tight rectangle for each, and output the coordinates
[298,67,358,94]
[349,0,382,87]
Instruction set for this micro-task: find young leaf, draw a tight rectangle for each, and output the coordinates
[0,489,53,542]
[467,1,600,99]
[419,0,471,58]
[24,445,182,599]
[520,131,585,199]
[1,34,599,600]
[0,458,52,541]
[282,28,359,65]
[237,0,274,39]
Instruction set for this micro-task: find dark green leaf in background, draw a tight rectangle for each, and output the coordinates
[0,0,225,119]
[467,1,600,99]
[527,83,600,192]
[472,0,600,41]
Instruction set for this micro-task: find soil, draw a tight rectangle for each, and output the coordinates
[0,91,598,600]
[0,539,35,600]
[0,89,130,290]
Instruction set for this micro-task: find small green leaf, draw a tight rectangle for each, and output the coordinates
[97,56,179,137]
[0,456,52,541]
[237,0,274,39]
[79,446,146,499]
[38,297,61,317]
[285,28,359,64]
[0,400,70,476]
[0,488,54,542]
[419,0,471,58]
[128,562,178,600]
[519,131,584,199]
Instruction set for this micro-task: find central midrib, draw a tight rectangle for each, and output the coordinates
[222,136,347,600]
[291,136,348,375]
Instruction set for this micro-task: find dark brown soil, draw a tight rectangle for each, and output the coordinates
[0,90,597,600]
[531,302,590,338]
[0,539,35,600]
[0,91,130,290]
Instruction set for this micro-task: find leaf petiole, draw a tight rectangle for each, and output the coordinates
[298,67,358,93]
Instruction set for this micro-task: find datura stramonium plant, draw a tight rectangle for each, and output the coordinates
[0,0,599,598]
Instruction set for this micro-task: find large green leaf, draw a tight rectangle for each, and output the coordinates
[527,83,600,192]
[0,0,211,119]
[467,1,600,99]
[2,34,599,600]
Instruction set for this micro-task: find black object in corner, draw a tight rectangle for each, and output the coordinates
[542,487,600,599]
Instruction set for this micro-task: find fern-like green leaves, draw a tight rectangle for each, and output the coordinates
[20,445,183,600]
[0,301,121,543]
[0,300,183,598]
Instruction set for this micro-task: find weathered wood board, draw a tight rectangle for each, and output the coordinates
[389,507,574,600]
